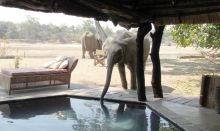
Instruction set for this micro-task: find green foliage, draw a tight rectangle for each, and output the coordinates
[2,33,9,44]
[0,21,18,39]
[81,20,96,34]
[170,24,220,49]
[14,56,21,68]
[14,49,22,68]
[0,33,9,57]
[20,15,41,40]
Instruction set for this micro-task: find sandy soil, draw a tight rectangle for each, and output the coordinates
[0,43,219,97]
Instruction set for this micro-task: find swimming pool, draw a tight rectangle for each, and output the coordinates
[0,96,181,131]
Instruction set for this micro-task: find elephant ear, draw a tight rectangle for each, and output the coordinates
[102,37,113,55]
[117,36,134,46]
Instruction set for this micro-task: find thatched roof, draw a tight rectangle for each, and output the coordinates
[1,0,220,28]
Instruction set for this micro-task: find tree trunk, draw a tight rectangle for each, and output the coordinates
[95,21,108,42]
[136,22,152,101]
[150,25,165,98]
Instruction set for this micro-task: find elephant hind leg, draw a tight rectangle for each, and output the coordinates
[118,63,127,89]
[89,51,94,59]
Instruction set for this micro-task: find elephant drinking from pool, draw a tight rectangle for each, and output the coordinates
[101,31,150,100]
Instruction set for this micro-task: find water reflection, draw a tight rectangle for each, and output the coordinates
[101,103,148,131]
[0,97,180,131]
[150,111,160,131]
[0,97,76,120]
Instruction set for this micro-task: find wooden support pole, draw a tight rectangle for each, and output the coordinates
[136,22,152,101]
[200,75,210,107]
[150,25,165,98]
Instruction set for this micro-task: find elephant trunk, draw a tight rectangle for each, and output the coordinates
[101,55,114,101]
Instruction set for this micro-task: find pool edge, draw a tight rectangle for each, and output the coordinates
[0,94,200,131]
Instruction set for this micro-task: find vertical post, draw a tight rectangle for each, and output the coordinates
[68,83,70,89]
[150,25,165,98]
[200,75,209,106]
[136,22,152,101]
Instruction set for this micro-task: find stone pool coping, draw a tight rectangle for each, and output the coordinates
[0,84,219,131]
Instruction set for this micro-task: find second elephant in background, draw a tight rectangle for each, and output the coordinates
[81,31,102,59]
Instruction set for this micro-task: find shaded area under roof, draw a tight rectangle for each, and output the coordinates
[1,0,220,28]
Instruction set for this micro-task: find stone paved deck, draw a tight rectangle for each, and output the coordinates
[0,83,219,131]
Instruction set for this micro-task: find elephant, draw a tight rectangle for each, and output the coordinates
[81,31,102,59]
[101,103,148,131]
[101,31,150,100]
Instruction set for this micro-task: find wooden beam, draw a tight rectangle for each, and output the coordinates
[138,1,220,10]
[2,0,220,28]
[1,0,108,20]
[80,0,140,20]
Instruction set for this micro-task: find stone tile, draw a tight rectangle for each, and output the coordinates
[165,96,181,101]
[183,125,203,131]
[172,97,191,104]
[169,97,184,103]
[184,98,200,107]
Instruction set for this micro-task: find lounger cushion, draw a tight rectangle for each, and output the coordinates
[48,61,63,69]
[58,60,69,69]
[55,56,68,61]
[67,57,78,72]
[43,60,57,68]
[43,56,68,69]
[1,68,68,76]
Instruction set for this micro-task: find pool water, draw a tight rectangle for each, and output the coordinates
[0,97,181,131]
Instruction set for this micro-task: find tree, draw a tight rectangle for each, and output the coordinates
[81,20,96,34]
[0,22,18,39]
[0,16,115,43]
[170,24,220,49]
[18,15,41,40]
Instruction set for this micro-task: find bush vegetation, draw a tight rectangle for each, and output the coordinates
[0,15,113,44]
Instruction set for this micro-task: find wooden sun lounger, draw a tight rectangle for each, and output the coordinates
[0,57,78,95]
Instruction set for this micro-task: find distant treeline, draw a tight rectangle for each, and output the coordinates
[0,15,114,44]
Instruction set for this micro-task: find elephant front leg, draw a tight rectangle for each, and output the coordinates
[128,65,136,90]
[82,47,85,58]
[118,63,127,89]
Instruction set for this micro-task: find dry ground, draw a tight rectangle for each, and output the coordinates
[0,42,219,97]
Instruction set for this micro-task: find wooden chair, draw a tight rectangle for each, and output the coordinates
[94,50,105,66]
